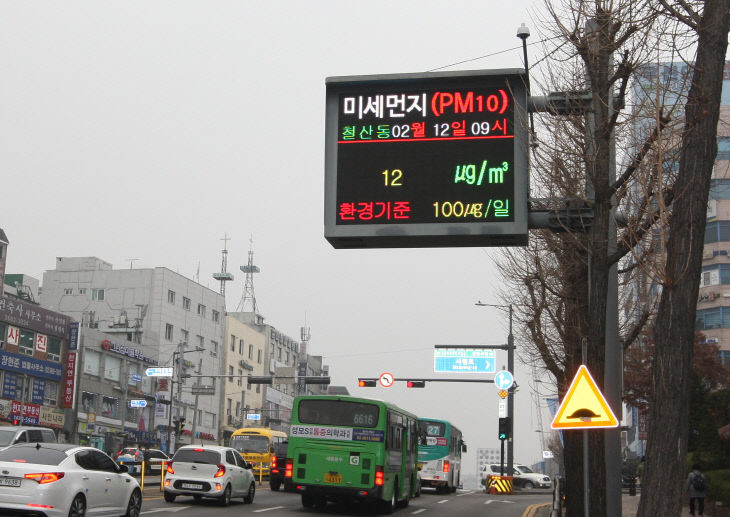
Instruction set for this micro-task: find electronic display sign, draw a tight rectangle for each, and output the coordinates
[324,69,529,248]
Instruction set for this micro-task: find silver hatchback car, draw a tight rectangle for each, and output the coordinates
[163,445,255,506]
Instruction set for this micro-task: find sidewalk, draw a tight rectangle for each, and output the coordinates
[533,493,641,517]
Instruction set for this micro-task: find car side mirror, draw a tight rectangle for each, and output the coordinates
[245,462,253,470]
[118,464,129,473]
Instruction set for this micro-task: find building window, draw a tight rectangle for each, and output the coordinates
[104,355,121,382]
[238,369,243,386]
[165,324,174,341]
[83,350,101,375]
[239,340,244,355]
[182,297,191,310]
[211,340,218,356]
[277,348,282,360]
[43,381,58,406]
[128,364,138,386]
[197,335,204,349]
[0,323,6,349]
[180,329,189,345]
[167,290,176,304]
[248,344,253,360]
[79,288,87,295]
[101,396,119,419]
[47,336,62,362]
[228,365,234,382]
[256,384,260,393]
[212,310,220,323]
[197,304,206,317]
[286,351,290,364]
[257,350,262,364]
[81,391,97,413]
[91,289,105,301]
[230,335,236,352]
[64,288,73,295]
[226,398,232,415]
[19,329,34,356]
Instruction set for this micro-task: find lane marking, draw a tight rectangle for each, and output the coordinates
[456,490,473,496]
[484,499,515,504]
[437,499,449,504]
[253,506,286,513]
[411,510,426,514]
[141,507,192,514]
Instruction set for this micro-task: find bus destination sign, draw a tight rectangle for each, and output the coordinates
[324,69,529,249]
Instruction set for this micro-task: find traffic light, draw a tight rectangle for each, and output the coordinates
[247,376,274,384]
[498,417,510,440]
[178,417,186,436]
[303,376,331,385]
[406,380,426,388]
[12,417,20,426]
[358,379,377,387]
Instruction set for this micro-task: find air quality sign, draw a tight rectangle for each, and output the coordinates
[324,69,529,249]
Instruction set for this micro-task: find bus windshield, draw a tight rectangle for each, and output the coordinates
[419,420,446,437]
[298,399,379,428]
[230,435,269,453]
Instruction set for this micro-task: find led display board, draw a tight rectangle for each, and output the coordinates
[324,69,529,248]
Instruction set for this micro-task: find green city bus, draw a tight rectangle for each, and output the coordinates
[286,395,420,513]
[417,417,466,493]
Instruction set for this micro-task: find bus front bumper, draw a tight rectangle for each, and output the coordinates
[294,483,382,502]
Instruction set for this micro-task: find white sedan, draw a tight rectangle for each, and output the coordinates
[164,445,255,505]
[0,442,142,517]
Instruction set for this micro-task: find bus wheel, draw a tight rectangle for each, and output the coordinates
[379,482,397,514]
[301,494,315,509]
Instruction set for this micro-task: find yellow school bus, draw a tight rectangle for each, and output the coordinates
[229,427,287,477]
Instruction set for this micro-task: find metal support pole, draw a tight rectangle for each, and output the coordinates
[507,304,514,477]
[240,389,246,427]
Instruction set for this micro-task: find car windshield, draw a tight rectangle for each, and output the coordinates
[517,466,533,473]
[0,430,16,446]
[230,435,269,454]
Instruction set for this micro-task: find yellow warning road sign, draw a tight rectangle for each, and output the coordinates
[551,365,619,430]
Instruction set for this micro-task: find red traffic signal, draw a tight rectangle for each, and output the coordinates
[12,418,20,426]
[406,380,426,388]
[358,379,377,387]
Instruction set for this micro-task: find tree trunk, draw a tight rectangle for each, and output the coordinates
[637,2,730,516]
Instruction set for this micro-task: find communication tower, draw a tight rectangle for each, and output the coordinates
[212,233,234,302]
[236,236,260,313]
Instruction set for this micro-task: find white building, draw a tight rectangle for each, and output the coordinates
[41,257,226,449]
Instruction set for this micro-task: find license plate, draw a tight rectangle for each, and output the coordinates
[181,483,202,490]
[324,473,342,484]
[0,478,21,487]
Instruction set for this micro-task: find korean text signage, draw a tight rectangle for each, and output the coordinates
[0,294,70,338]
[101,339,157,365]
[434,347,496,373]
[290,425,385,443]
[0,350,63,381]
[324,69,528,248]
[62,350,77,408]
[11,401,40,425]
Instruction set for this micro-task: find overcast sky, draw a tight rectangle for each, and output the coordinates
[1,1,559,477]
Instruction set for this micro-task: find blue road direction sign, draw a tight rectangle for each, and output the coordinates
[246,414,261,421]
[146,367,173,377]
[494,370,514,390]
[129,400,147,408]
[434,348,496,373]
[131,374,142,383]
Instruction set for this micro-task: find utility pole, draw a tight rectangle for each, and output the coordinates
[190,357,202,443]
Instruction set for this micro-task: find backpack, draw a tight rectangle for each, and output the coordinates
[692,473,706,492]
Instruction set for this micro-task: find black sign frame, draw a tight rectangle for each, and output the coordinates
[324,69,529,249]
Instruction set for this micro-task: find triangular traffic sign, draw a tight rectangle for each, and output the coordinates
[551,365,619,429]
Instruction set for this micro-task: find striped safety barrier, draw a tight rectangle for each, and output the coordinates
[487,475,513,494]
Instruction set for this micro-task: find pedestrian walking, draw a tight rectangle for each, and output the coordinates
[687,463,707,516]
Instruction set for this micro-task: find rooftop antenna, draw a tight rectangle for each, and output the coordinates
[236,236,260,313]
[212,233,234,303]
[125,258,139,270]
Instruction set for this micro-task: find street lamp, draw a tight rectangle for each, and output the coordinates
[475,301,515,476]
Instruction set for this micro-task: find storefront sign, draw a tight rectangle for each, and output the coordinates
[31,378,45,405]
[2,372,18,400]
[40,406,65,428]
[67,322,79,351]
[0,294,70,338]
[62,351,77,409]
[101,340,157,365]
[0,350,63,381]
[11,400,40,425]
[35,334,47,352]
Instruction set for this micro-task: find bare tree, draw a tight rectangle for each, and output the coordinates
[638,1,730,516]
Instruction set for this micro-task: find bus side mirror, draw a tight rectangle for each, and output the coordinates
[461,441,467,452]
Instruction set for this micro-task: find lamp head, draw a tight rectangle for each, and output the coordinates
[516,23,530,40]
